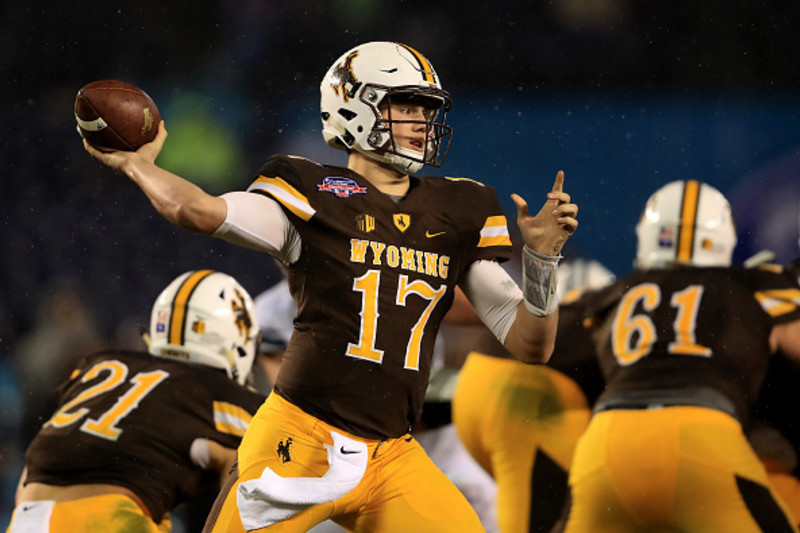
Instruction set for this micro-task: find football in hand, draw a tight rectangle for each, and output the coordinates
[75,80,160,152]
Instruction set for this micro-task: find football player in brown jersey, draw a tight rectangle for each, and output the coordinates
[81,41,578,532]
[559,181,800,533]
[453,258,614,533]
[8,271,266,532]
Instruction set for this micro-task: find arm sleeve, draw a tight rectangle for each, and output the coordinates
[212,191,302,264]
[460,260,523,344]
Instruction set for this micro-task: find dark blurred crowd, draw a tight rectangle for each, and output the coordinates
[3,0,799,341]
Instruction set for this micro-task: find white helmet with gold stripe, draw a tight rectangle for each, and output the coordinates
[635,180,737,270]
[148,270,260,385]
[320,41,453,175]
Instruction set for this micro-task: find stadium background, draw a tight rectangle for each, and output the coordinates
[1,1,799,529]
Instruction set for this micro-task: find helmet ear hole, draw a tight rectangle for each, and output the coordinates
[341,130,356,147]
[338,108,357,121]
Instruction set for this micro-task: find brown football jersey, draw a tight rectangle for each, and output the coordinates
[23,350,266,521]
[248,155,512,439]
[584,265,800,431]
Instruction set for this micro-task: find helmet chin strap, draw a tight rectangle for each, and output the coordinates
[382,149,424,175]
[226,346,239,381]
[357,144,424,175]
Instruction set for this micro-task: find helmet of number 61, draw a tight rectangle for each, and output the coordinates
[320,41,453,175]
[635,180,737,270]
[148,270,260,385]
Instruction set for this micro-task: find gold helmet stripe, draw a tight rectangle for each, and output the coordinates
[677,180,701,262]
[168,270,215,346]
[398,43,436,84]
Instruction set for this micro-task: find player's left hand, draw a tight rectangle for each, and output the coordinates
[511,170,578,256]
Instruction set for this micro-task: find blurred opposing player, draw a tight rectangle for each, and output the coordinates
[561,181,800,532]
[453,258,614,533]
[8,270,266,532]
[751,205,800,527]
[82,41,578,532]
[251,277,295,393]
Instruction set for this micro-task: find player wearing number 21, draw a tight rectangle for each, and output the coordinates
[558,181,800,533]
[9,271,265,532]
[82,41,578,532]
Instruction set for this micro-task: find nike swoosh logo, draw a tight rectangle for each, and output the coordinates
[425,231,446,238]
[340,446,362,455]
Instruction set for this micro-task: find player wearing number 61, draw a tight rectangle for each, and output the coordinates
[81,41,578,532]
[558,181,800,533]
[9,270,266,532]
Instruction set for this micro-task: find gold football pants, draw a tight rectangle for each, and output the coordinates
[453,352,591,533]
[204,392,484,533]
[563,407,799,533]
[6,494,170,533]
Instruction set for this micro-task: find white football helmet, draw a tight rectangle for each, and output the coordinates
[148,270,260,385]
[557,259,616,303]
[320,41,452,175]
[635,180,737,270]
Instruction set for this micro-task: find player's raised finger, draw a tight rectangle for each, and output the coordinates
[550,170,565,195]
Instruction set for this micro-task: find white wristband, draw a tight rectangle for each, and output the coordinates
[521,245,561,316]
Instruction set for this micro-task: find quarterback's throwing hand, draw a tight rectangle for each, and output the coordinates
[83,120,168,173]
[511,170,578,256]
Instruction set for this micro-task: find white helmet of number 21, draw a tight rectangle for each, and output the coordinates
[635,180,737,270]
[320,41,453,175]
[148,270,260,386]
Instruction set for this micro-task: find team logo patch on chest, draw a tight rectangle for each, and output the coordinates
[318,177,367,198]
[356,214,376,233]
[393,214,411,232]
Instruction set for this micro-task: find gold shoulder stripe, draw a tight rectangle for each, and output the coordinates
[677,180,700,262]
[249,176,316,222]
[478,215,512,248]
[169,270,215,346]
[213,401,253,437]
[755,288,800,317]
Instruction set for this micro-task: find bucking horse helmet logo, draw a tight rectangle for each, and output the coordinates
[329,50,361,103]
